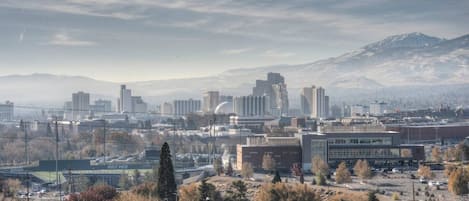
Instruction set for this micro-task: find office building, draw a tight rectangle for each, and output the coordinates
[72,91,90,119]
[311,86,326,118]
[300,87,313,116]
[252,72,289,117]
[94,99,112,113]
[370,101,387,116]
[233,96,267,117]
[236,129,425,172]
[173,99,201,117]
[118,85,132,113]
[351,105,369,116]
[131,96,148,113]
[161,102,173,116]
[203,91,220,113]
[0,101,14,121]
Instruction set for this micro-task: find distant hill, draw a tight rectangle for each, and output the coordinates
[1,32,468,107]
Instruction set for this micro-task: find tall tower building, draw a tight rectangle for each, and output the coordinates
[203,91,220,113]
[118,85,132,113]
[300,87,313,116]
[252,72,289,117]
[0,101,14,121]
[310,86,326,119]
[72,91,90,119]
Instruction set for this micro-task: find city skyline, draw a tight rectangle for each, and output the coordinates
[1,0,468,82]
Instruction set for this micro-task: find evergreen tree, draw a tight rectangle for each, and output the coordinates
[213,157,224,176]
[225,180,248,201]
[158,142,176,201]
[300,173,305,184]
[368,190,379,201]
[272,170,282,183]
[198,179,222,201]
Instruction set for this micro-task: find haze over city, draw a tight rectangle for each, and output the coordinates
[1,1,469,201]
[1,0,468,81]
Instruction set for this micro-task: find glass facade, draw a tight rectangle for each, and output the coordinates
[329,148,400,159]
[311,139,328,162]
[327,137,392,146]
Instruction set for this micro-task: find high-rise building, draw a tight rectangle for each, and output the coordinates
[325,96,330,118]
[272,83,289,116]
[351,105,368,116]
[161,102,173,116]
[203,91,220,113]
[118,85,132,113]
[0,101,14,121]
[131,96,148,113]
[300,87,313,116]
[72,91,90,119]
[311,86,326,118]
[252,72,289,117]
[370,101,387,116]
[233,96,267,117]
[173,99,201,117]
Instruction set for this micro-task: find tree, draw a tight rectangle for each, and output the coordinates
[225,180,248,201]
[367,191,379,201]
[254,183,320,201]
[213,157,224,176]
[444,164,458,177]
[178,183,200,201]
[69,184,118,201]
[133,169,142,185]
[354,159,372,180]
[198,179,222,201]
[448,167,469,195]
[119,172,132,190]
[226,161,234,176]
[158,142,177,200]
[431,147,442,163]
[311,155,329,176]
[132,182,158,198]
[299,173,304,184]
[262,153,276,173]
[272,170,281,183]
[2,179,21,197]
[417,165,434,179]
[291,163,302,176]
[335,162,352,184]
[241,162,253,179]
[315,172,326,186]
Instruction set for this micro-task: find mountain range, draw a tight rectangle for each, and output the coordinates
[1,32,468,108]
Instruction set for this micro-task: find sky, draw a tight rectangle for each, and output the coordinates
[0,0,468,82]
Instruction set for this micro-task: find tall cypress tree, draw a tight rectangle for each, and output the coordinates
[158,142,176,200]
[272,170,282,183]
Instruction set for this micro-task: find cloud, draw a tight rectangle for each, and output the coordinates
[261,50,296,58]
[220,48,252,55]
[47,33,97,46]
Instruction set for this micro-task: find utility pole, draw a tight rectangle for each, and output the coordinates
[412,181,415,201]
[55,117,62,201]
[103,120,106,165]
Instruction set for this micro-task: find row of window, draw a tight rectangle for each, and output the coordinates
[329,148,400,159]
[328,137,392,146]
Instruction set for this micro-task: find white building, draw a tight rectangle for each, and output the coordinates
[118,85,132,113]
[351,105,369,116]
[161,102,173,116]
[370,101,387,116]
[131,96,148,113]
[300,87,313,116]
[94,99,112,113]
[72,91,90,120]
[311,86,326,119]
[173,99,201,117]
[0,101,14,121]
[203,91,220,113]
[233,96,267,117]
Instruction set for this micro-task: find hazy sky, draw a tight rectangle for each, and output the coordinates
[1,0,468,82]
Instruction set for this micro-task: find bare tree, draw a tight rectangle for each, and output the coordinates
[353,159,372,180]
[241,162,254,179]
[335,162,352,184]
[311,155,329,176]
[431,147,442,163]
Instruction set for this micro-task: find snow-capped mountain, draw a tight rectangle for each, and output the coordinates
[0,33,468,106]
